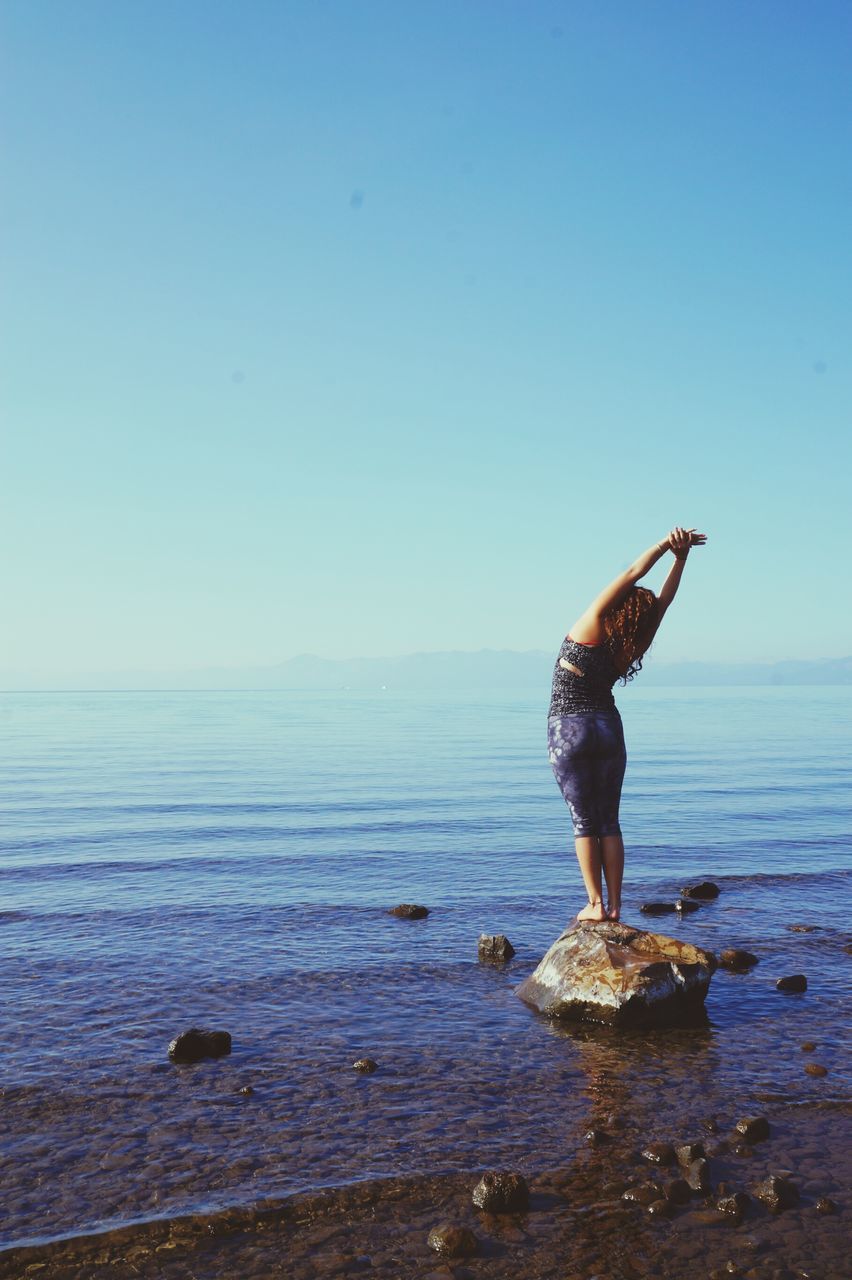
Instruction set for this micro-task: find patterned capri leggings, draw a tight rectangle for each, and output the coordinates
[547,711,627,838]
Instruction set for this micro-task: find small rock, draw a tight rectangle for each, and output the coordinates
[681,882,720,900]
[815,1197,837,1214]
[389,903,429,919]
[168,1028,232,1065]
[642,1142,676,1166]
[776,974,807,993]
[720,949,759,971]
[622,1183,662,1206]
[640,902,678,915]
[717,1192,750,1219]
[733,1143,755,1158]
[702,1116,720,1134]
[675,898,702,914]
[427,1224,478,1258]
[685,1158,712,1193]
[471,1171,529,1213]
[353,1058,378,1073]
[734,1116,770,1143]
[238,1085,254,1096]
[647,1198,673,1218]
[787,924,816,932]
[800,1042,816,1052]
[478,934,515,962]
[804,1063,827,1077]
[664,1178,692,1205]
[753,1175,799,1214]
[843,942,852,956]
[585,1128,609,1147]
[675,1141,706,1167]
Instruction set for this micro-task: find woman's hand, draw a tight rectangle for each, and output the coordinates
[667,526,707,558]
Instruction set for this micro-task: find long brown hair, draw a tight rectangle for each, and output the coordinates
[603,586,660,682]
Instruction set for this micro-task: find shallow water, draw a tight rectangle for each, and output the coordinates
[0,686,850,1254]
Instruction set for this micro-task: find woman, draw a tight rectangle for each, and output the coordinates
[547,526,707,923]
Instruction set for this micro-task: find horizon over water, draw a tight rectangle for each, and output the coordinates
[1,685,850,1267]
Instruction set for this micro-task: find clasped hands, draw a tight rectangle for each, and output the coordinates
[666,526,707,559]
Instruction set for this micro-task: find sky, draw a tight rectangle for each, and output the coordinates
[2,0,851,676]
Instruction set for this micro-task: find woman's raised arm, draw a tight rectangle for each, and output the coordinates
[570,527,706,641]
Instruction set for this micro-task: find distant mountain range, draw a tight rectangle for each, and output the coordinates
[3,650,852,690]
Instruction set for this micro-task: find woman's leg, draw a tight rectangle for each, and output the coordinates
[548,716,607,922]
[600,835,624,920]
[574,836,607,921]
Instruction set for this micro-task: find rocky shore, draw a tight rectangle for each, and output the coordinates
[1,1098,847,1279]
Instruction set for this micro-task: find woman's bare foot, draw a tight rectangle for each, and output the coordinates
[576,900,608,923]
[606,901,621,921]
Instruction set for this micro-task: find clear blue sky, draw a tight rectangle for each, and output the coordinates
[2,0,850,675]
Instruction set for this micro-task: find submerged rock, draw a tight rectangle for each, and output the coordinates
[427,1224,478,1258]
[675,898,702,914]
[664,1177,692,1205]
[471,1171,529,1212]
[514,921,716,1028]
[681,882,720,900]
[389,903,429,919]
[753,1175,799,1213]
[352,1057,378,1073]
[734,1116,770,1143]
[675,1141,706,1167]
[720,949,759,972]
[168,1027,232,1065]
[776,974,807,993]
[478,934,515,962]
[642,1142,676,1166]
[640,901,678,915]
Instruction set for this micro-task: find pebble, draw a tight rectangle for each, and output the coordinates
[753,1175,800,1213]
[675,1141,706,1167]
[734,1116,770,1143]
[641,1142,675,1166]
[815,1197,837,1214]
[426,1224,478,1258]
[471,1170,529,1212]
[352,1058,378,1074]
[804,1063,827,1077]
[800,1042,816,1052]
[663,1178,692,1205]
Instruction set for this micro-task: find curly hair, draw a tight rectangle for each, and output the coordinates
[602,586,660,683]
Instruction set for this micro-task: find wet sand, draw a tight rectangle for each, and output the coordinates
[1,1099,848,1279]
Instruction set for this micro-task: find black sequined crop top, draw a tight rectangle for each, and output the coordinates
[547,635,621,716]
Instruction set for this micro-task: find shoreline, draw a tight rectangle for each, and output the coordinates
[2,1098,848,1279]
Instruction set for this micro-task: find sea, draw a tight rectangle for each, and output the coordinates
[0,685,850,1256]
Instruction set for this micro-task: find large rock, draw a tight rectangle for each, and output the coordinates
[515,921,716,1027]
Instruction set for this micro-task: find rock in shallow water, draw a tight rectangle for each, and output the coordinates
[471,1171,529,1212]
[776,974,807,993]
[478,934,515,962]
[720,949,759,972]
[681,881,720,900]
[427,1224,478,1258]
[752,1174,799,1213]
[388,903,429,919]
[514,921,716,1027]
[168,1027,231,1064]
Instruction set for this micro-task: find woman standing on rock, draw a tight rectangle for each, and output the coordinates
[547,526,706,923]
